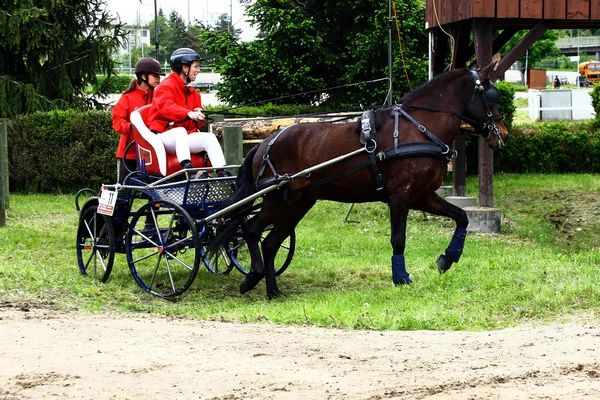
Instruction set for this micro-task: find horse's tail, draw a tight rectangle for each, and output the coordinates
[207,145,259,254]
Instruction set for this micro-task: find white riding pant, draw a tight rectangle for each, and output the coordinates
[159,127,226,167]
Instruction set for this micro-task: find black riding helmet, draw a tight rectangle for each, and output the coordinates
[134,57,164,87]
[169,48,203,73]
[135,57,165,76]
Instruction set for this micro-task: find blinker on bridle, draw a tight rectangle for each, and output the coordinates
[468,69,504,144]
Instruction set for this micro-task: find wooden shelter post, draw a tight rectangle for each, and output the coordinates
[472,19,494,207]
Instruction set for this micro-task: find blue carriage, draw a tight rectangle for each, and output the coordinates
[74,108,295,298]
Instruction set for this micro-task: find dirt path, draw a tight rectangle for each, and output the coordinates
[1,306,600,400]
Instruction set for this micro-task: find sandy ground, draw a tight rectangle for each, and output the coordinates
[1,305,600,400]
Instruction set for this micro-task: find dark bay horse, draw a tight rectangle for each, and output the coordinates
[213,60,509,299]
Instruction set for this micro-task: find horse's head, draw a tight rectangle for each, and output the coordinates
[462,58,509,149]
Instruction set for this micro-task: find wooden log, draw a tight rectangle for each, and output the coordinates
[208,114,225,134]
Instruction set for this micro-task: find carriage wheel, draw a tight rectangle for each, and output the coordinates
[125,200,200,298]
[76,202,115,282]
[228,226,296,276]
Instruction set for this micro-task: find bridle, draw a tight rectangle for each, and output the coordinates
[467,69,504,145]
[399,69,505,146]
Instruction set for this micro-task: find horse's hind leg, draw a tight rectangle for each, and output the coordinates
[388,200,412,285]
[411,192,469,273]
[261,198,316,299]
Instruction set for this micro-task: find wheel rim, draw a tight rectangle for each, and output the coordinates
[125,200,200,298]
[76,204,115,282]
[201,245,234,274]
[198,221,235,274]
[229,227,295,276]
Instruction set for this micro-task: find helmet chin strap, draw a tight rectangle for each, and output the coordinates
[180,67,192,84]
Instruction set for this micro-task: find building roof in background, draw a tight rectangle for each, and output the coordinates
[194,73,221,85]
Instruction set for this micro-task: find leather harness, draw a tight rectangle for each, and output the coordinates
[254,105,455,202]
[253,71,503,202]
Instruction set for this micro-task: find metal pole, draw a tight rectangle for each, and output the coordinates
[202,148,367,223]
[387,0,393,105]
[428,30,434,80]
[0,119,7,226]
[154,0,159,59]
[229,0,233,34]
[1,119,7,209]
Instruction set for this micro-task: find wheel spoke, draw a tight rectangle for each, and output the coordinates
[163,255,177,293]
[148,253,162,291]
[132,250,160,264]
[130,228,160,248]
[163,250,195,272]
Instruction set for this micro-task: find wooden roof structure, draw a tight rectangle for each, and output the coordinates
[424,0,600,208]
[427,0,600,29]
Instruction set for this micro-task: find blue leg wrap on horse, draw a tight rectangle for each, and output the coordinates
[445,228,467,262]
[391,255,412,285]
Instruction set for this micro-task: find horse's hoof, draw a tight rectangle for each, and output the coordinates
[436,254,453,273]
[267,289,284,300]
[393,276,412,285]
[240,273,263,294]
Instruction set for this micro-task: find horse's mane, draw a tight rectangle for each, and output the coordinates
[398,68,469,104]
[356,68,470,132]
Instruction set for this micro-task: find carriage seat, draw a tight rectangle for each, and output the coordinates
[130,105,209,176]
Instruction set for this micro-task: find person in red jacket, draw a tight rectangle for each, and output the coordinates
[147,48,227,174]
[112,57,164,182]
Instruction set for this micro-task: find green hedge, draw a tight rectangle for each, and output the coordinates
[8,110,117,193]
[591,83,600,123]
[466,121,600,174]
[6,105,598,193]
[495,81,516,132]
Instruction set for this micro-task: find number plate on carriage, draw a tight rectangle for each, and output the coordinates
[98,189,117,216]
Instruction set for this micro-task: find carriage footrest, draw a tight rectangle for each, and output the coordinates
[144,179,236,205]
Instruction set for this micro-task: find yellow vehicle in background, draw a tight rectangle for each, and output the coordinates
[578,60,600,86]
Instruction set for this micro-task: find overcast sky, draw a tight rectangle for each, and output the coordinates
[102,0,257,41]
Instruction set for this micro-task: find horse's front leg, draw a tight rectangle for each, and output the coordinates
[389,201,412,285]
[411,192,469,273]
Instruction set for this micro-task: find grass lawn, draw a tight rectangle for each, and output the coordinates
[1,174,599,331]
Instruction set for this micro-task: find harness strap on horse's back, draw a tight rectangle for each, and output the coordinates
[361,110,387,202]
[395,105,455,157]
[289,142,450,198]
[257,126,290,181]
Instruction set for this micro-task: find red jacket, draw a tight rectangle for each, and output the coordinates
[112,84,154,159]
[147,72,204,133]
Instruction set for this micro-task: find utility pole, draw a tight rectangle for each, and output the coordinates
[154,0,159,59]
[229,0,233,34]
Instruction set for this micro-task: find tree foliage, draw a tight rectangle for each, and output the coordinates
[147,9,203,66]
[0,0,126,118]
[500,30,562,76]
[200,0,429,108]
